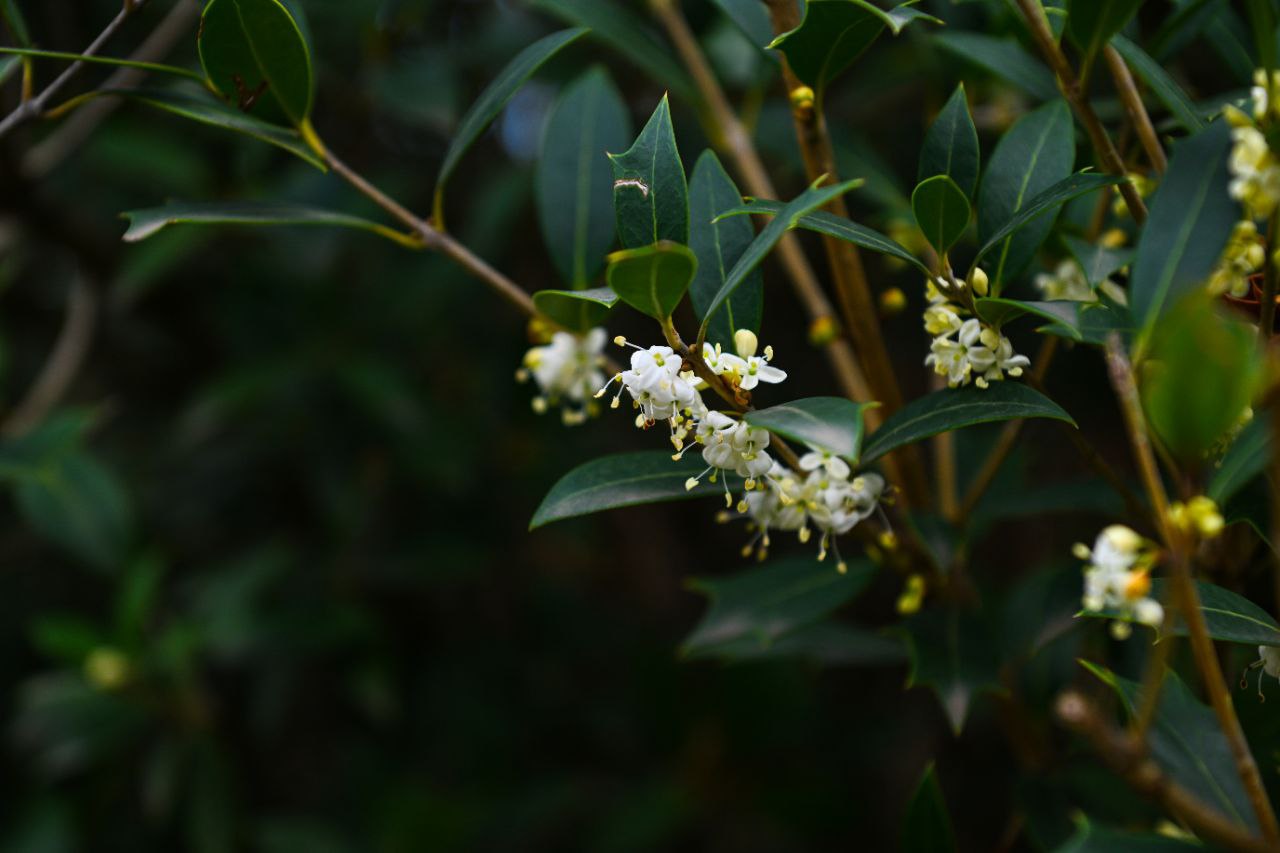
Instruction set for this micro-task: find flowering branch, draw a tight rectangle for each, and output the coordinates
[1055,691,1274,853]
[1105,335,1280,844]
[1013,0,1148,224]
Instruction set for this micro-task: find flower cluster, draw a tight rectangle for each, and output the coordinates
[922,272,1031,390]
[1245,646,1280,700]
[1033,258,1126,305]
[518,328,609,425]
[1074,525,1162,640]
[1208,219,1266,298]
[1225,103,1280,221]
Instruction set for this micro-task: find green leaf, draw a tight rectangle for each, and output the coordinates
[1141,294,1260,461]
[14,451,133,572]
[717,199,929,275]
[688,151,762,348]
[973,173,1123,272]
[1053,815,1207,852]
[902,764,957,853]
[1082,661,1261,833]
[198,0,315,126]
[1066,0,1143,70]
[701,179,862,330]
[977,100,1076,288]
[67,88,324,169]
[1245,0,1278,79]
[438,27,588,207]
[119,202,407,245]
[532,287,619,333]
[0,0,31,46]
[1038,298,1135,347]
[711,0,775,53]
[902,607,1003,735]
[610,95,689,250]
[530,451,722,529]
[863,384,1076,463]
[974,298,1083,340]
[1082,579,1280,647]
[0,48,204,81]
[1130,121,1237,336]
[536,67,631,288]
[1063,235,1132,288]
[912,175,971,255]
[681,558,876,657]
[605,241,697,320]
[768,0,940,91]
[933,32,1058,102]
[530,0,695,99]
[1110,36,1206,133]
[744,397,876,462]
[0,54,20,88]
[692,621,904,665]
[919,84,980,199]
[1209,416,1270,505]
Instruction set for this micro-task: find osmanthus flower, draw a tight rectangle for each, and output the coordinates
[925,318,1030,390]
[1032,259,1126,305]
[596,339,705,438]
[799,445,851,479]
[1208,220,1266,297]
[683,412,775,501]
[703,330,787,392]
[1243,646,1280,700]
[1074,524,1163,640]
[518,327,608,425]
[1225,104,1280,220]
[1251,67,1280,122]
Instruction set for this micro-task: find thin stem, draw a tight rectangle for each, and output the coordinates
[1014,0,1147,224]
[0,1,142,142]
[1130,594,1175,740]
[1106,335,1280,844]
[1258,214,1278,343]
[1055,691,1274,853]
[1103,46,1166,175]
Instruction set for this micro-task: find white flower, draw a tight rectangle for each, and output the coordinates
[1245,645,1280,700]
[925,335,971,387]
[925,318,1030,390]
[739,350,787,390]
[1034,259,1096,303]
[923,303,963,336]
[1229,124,1280,220]
[697,414,773,479]
[519,327,608,423]
[799,446,851,479]
[966,324,1030,389]
[597,340,705,434]
[1075,524,1162,637]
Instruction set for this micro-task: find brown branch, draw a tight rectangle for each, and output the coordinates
[1,276,96,437]
[1106,335,1280,843]
[1014,0,1147,224]
[0,0,147,141]
[1055,691,1274,853]
[1103,46,1166,175]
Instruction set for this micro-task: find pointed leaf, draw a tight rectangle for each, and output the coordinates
[744,397,876,462]
[1066,0,1144,69]
[1081,579,1280,647]
[688,150,762,348]
[687,620,905,665]
[863,384,1075,463]
[198,0,315,125]
[536,67,631,287]
[532,287,619,333]
[1083,662,1260,833]
[717,199,929,275]
[681,558,876,657]
[605,241,697,320]
[610,95,689,250]
[933,32,1057,101]
[919,84,980,199]
[1110,36,1205,133]
[902,607,1003,735]
[1063,235,1132,288]
[1053,816,1204,852]
[0,48,204,81]
[438,27,588,202]
[1130,121,1237,336]
[1209,416,1270,505]
[912,175,971,255]
[702,179,862,330]
[530,451,720,529]
[975,297,1083,340]
[974,173,1123,270]
[902,764,957,853]
[0,0,31,46]
[977,100,1076,288]
[769,0,940,90]
[119,202,404,243]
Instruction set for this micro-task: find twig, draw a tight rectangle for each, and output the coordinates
[22,0,199,178]
[1055,691,1274,853]
[1103,46,1166,175]
[1106,335,1280,843]
[1259,214,1278,343]
[1,276,96,437]
[0,0,147,142]
[1013,0,1147,224]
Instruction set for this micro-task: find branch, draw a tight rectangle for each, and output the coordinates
[0,0,148,142]
[1055,691,1274,853]
[1103,46,1166,175]
[1013,0,1147,223]
[1106,335,1280,843]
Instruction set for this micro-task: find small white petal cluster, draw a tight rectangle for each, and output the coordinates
[1226,103,1280,221]
[1246,646,1280,700]
[518,328,608,425]
[1252,68,1280,123]
[1075,524,1163,640]
[1208,220,1267,298]
[1034,259,1128,306]
[922,275,1030,390]
[694,411,774,481]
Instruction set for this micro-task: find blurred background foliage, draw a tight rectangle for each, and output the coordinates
[0,0,1267,850]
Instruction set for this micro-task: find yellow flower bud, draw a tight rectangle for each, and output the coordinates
[969,267,989,297]
[808,315,840,345]
[879,287,907,316]
[896,574,925,615]
[733,328,759,359]
[789,85,815,112]
[1100,228,1128,249]
[84,647,131,691]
